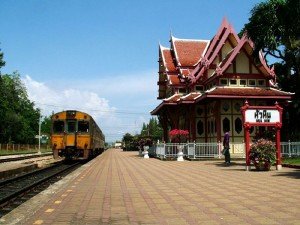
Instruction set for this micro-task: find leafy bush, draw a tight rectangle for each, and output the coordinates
[250,138,276,170]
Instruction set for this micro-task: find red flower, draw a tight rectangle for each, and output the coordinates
[169,129,189,143]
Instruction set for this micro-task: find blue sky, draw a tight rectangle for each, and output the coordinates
[0,0,263,142]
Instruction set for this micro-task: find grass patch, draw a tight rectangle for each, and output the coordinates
[282,157,300,165]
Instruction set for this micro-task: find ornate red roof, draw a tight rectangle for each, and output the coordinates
[151,87,292,115]
[172,37,209,67]
[180,93,202,102]
[163,94,182,103]
[205,87,292,99]
[167,75,181,85]
[155,18,293,106]
[180,69,192,76]
[187,18,278,87]
[160,46,176,72]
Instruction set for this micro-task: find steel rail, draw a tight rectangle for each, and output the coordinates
[0,162,79,207]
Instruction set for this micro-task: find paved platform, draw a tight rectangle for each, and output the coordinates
[2,148,300,225]
[0,154,58,180]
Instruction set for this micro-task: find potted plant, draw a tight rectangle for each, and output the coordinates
[139,138,153,158]
[249,138,276,171]
[169,129,189,161]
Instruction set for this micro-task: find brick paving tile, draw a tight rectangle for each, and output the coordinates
[17,149,300,225]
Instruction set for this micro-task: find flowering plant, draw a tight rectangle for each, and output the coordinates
[169,129,189,143]
[249,138,276,171]
[138,138,153,148]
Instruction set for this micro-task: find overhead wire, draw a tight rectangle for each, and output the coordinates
[35,102,151,116]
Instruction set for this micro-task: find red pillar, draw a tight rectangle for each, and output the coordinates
[245,126,251,171]
[276,127,282,170]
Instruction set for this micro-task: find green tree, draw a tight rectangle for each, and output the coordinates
[241,0,299,65]
[0,72,40,143]
[122,133,139,151]
[41,115,52,135]
[241,0,300,140]
[0,47,5,71]
[140,117,163,142]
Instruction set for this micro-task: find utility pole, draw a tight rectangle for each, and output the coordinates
[38,114,42,154]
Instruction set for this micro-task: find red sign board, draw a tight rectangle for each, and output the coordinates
[241,101,283,171]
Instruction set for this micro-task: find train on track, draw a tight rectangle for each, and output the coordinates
[51,110,105,160]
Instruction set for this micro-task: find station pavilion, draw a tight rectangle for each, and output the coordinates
[151,18,293,143]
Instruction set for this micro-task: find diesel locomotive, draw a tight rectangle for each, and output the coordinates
[51,110,105,160]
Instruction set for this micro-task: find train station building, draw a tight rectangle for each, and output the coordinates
[151,18,293,143]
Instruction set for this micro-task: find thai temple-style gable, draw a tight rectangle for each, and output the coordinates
[157,36,210,99]
[152,18,293,143]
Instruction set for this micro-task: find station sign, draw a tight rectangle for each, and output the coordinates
[241,101,283,171]
[244,109,280,123]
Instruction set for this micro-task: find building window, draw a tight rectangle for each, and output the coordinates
[230,79,237,85]
[178,88,186,94]
[258,79,266,86]
[196,107,203,116]
[195,85,204,92]
[235,118,242,134]
[223,117,230,133]
[207,83,214,90]
[239,79,247,86]
[222,101,230,112]
[234,102,241,112]
[220,79,228,86]
[197,120,204,136]
[248,79,256,86]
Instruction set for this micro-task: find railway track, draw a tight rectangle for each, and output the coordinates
[0,162,81,217]
[0,152,53,163]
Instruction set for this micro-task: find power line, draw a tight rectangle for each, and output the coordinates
[35,102,151,116]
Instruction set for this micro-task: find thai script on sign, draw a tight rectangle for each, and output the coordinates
[254,110,271,122]
[244,109,280,123]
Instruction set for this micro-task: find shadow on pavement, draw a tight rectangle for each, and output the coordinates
[272,170,300,179]
[209,161,246,171]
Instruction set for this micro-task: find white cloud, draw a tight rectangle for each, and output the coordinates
[23,75,114,118]
[45,69,158,102]
[22,74,157,142]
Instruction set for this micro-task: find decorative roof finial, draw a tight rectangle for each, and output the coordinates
[169,29,173,42]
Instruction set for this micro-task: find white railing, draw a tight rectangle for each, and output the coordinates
[156,142,222,159]
[155,141,300,159]
[281,141,300,157]
[191,142,220,159]
[156,143,186,158]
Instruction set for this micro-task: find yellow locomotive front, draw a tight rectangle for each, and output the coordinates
[51,110,104,160]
